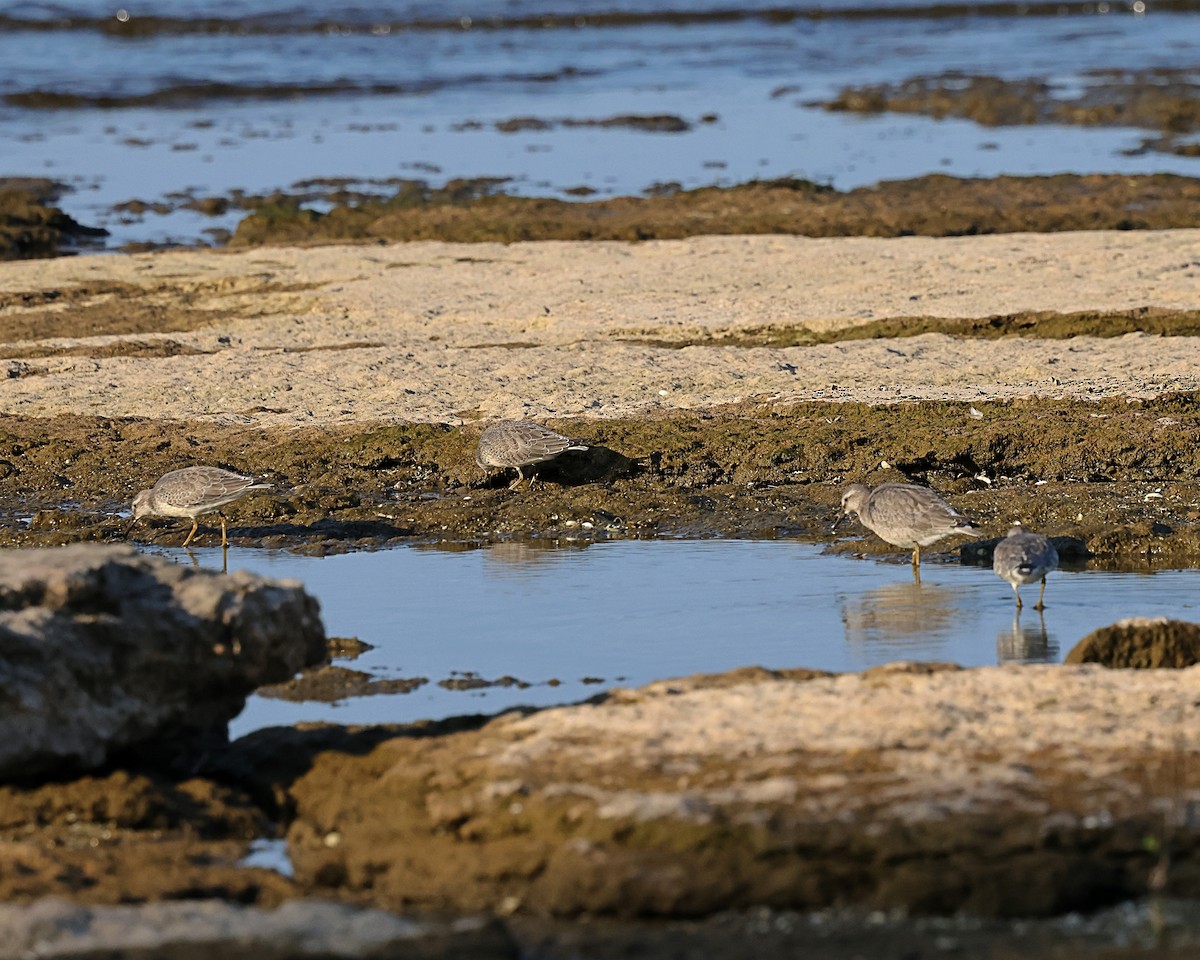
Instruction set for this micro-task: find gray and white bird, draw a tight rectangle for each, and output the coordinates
[130,465,272,547]
[992,524,1058,610]
[475,420,589,490]
[835,482,981,567]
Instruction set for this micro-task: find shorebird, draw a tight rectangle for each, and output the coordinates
[835,482,981,568]
[992,524,1059,610]
[475,419,589,490]
[130,466,272,547]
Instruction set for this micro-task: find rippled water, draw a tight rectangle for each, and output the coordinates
[140,539,1200,738]
[2,0,1198,247]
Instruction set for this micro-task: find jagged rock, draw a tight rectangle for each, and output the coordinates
[0,544,325,780]
[1066,617,1200,668]
[0,898,514,960]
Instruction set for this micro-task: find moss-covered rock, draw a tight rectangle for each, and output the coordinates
[1066,617,1200,668]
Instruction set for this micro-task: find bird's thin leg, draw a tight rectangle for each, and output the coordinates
[912,563,922,586]
[1034,577,1046,611]
[508,467,524,491]
[182,519,200,548]
[219,514,229,547]
[1014,584,1023,610]
[911,544,921,567]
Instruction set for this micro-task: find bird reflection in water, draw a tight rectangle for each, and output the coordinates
[480,540,592,578]
[840,578,960,653]
[996,611,1059,664]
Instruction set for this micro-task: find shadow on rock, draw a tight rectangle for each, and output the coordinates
[960,533,1090,567]
[251,518,414,543]
[202,716,506,821]
[0,544,326,783]
[475,444,638,490]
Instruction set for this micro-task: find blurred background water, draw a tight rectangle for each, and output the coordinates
[1,0,1198,247]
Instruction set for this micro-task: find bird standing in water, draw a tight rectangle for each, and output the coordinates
[993,525,1058,610]
[836,482,981,568]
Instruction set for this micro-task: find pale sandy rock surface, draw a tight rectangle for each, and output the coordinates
[493,662,1200,823]
[1,231,1199,426]
[285,662,1200,916]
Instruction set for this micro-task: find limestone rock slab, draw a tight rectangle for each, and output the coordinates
[284,663,1200,919]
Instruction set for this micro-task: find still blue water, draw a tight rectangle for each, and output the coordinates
[1,1,1198,247]
[140,539,1200,738]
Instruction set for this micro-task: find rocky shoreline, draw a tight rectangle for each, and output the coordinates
[3,223,1200,956]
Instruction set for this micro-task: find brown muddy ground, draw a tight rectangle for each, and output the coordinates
[3,398,1200,567]
[226,173,1200,248]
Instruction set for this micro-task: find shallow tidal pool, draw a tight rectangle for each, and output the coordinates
[144,539,1200,738]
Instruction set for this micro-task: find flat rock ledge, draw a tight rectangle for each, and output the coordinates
[282,663,1200,919]
[0,544,325,780]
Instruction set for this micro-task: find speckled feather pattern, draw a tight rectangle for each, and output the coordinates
[993,527,1059,587]
[841,482,979,550]
[132,466,271,520]
[474,420,587,470]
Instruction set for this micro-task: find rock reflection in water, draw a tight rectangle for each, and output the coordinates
[996,612,1059,664]
[840,578,960,655]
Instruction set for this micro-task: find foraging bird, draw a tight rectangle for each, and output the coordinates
[475,419,588,489]
[130,466,272,547]
[835,482,981,567]
[992,525,1058,611]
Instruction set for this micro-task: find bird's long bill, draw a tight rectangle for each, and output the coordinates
[124,516,139,538]
[831,511,848,534]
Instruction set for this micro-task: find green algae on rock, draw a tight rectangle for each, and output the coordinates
[228,174,1200,248]
[1066,618,1200,668]
[822,69,1200,156]
[0,179,107,260]
[620,307,1200,349]
[281,664,1200,918]
[6,400,1200,564]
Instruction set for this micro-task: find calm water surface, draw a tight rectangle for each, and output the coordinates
[142,539,1200,738]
